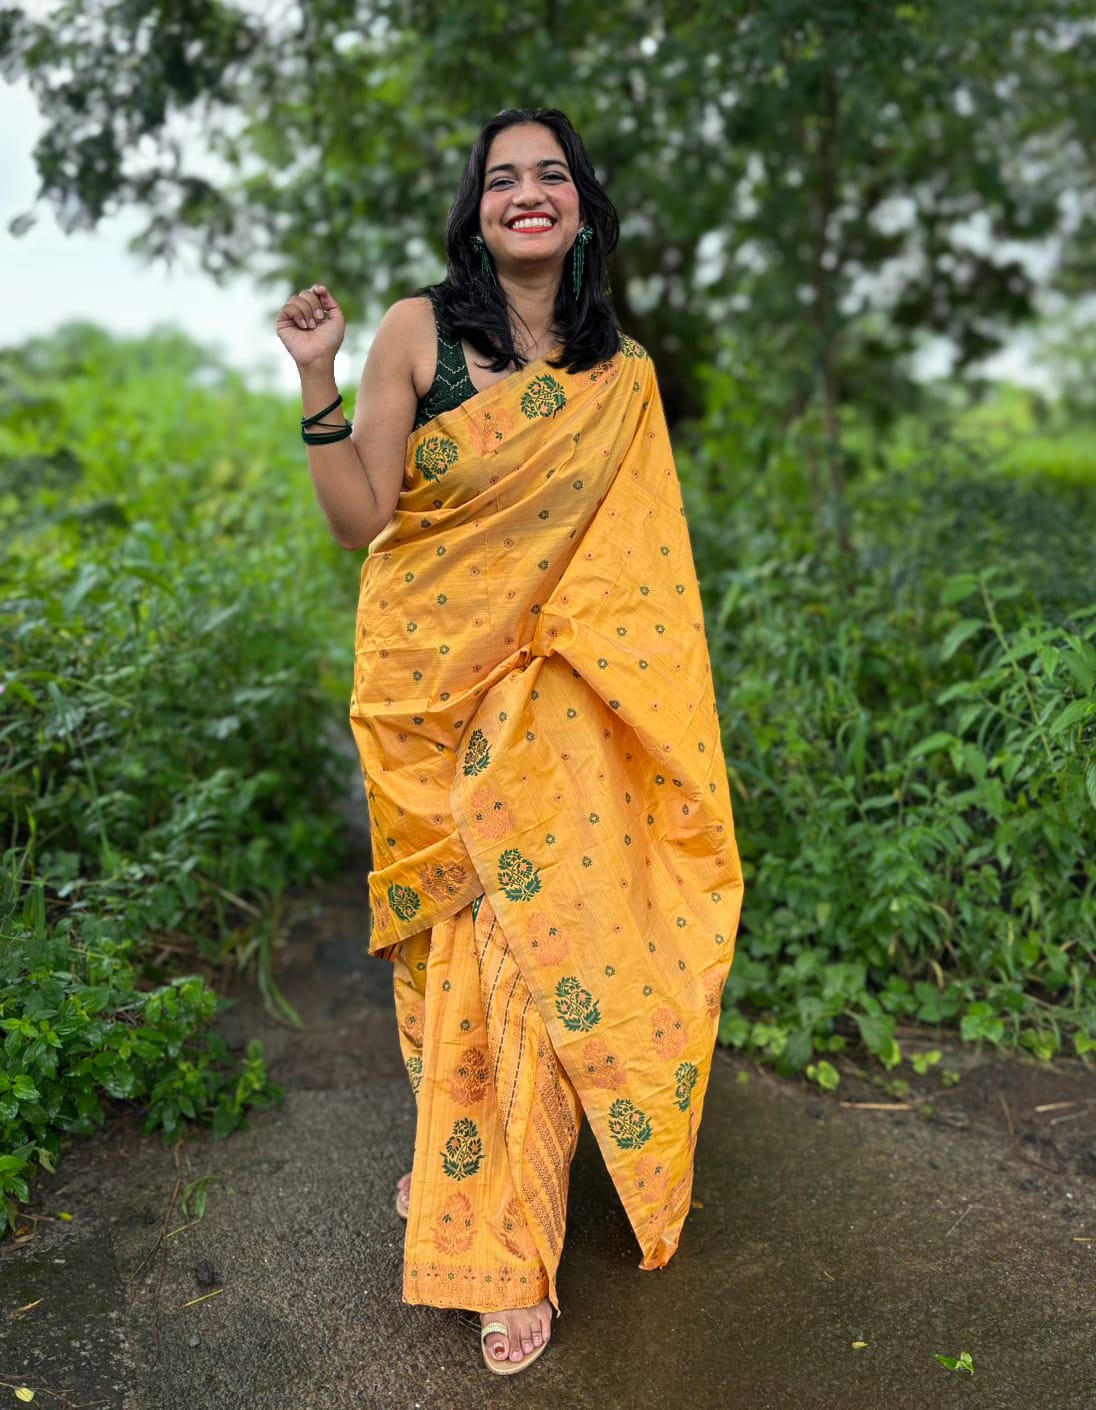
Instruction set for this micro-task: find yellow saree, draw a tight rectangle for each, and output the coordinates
[350,337,743,1311]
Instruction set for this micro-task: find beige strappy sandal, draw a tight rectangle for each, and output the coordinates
[479,1320,549,1376]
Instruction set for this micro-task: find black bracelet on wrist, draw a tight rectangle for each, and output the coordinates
[302,393,343,429]
[302,422,354,445]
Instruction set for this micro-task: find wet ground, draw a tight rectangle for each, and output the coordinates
[3,860,1096,1410]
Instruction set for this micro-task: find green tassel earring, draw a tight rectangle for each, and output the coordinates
[471,233,495,283]
[572,225,593,298]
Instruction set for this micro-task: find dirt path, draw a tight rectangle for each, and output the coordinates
[3,861,1096,1410]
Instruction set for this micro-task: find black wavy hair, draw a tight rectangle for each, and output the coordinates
[424,108,621,375]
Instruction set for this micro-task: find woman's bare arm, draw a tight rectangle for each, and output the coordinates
[277,288,434,550]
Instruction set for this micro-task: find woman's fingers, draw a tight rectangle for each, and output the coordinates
[278,287,330,330]
[274,285,345,365]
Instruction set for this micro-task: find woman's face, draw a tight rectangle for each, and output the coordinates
[478,123,583,274]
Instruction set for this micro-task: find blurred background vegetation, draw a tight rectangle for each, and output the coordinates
[1,1,1095,1220]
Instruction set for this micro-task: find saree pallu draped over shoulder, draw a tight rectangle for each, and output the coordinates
[350,337,743,1308]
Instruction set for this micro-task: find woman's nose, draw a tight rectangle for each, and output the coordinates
[512,176,545,204]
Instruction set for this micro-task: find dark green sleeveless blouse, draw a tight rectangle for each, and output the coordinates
[413,299,477,430]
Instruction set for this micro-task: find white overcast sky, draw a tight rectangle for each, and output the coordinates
[0,78,357,391]
[1,77,1053,393]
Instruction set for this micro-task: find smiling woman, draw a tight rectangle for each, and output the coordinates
[274,107,743,1377]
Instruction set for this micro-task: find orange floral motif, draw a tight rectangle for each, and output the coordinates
[703,969,724,1018]
[650,1004,688,1059]
[587,358,620,386]
[400,998,426,1047]
[497,1196,538,1261]
[449,1046,491,1105]
[525,913,570,965]
[467,405,517,456]
[470,786,515,841]
[371,896,392,933]
[432,1192,476,1255]
[418,860,469,902]
[581,1037,627,1090]
[634,1154,671,1200]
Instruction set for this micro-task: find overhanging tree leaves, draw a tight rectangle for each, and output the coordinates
[4,0,1095,439]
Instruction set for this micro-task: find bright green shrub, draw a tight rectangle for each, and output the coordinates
[0,325,359,1226]
[685,391,1096,1074]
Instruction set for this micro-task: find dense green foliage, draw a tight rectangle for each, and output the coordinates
[684,382,1096,1076]
[3,319,1095,1226]
[6,1,1096,426]
[0,327,356,1227]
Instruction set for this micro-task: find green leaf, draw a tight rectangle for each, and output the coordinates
[806,1060,840,1092]
[778,1028,813,1073]
[940,618,986,661]
[718,1011,750,1047]
[1063,644,1096,693]
[910,731,958,759]
[960,1004,1005,1044]
[855,1012,898,1060]
[940,575,982,607]
[934,1350,974,1375]
[1049,699,1093,736]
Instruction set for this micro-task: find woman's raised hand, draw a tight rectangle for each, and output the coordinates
[276,284,346,368]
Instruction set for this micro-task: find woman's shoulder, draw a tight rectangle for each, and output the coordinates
[368,296,437,366]
[363,296,438,400]
[379,293,436,337]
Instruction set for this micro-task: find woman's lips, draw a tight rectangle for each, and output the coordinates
[505,214,557,232]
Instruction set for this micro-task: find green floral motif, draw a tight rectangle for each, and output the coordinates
[406,1054,423,1096]
[497,848,541,902]
[619,335,647,360]
[387,883,421,922]
[555,975,601,1033]
[462,728,491,777]
[608,1097,653,1149]
[520,374,567,419]
[441,1116,484,1180]
[415,435,459,482]
[674,1062,699,1112]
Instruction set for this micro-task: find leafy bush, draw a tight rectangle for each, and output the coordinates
[1,864,278,1220]
[685,385,1096,1075]
[0,326,357,1226]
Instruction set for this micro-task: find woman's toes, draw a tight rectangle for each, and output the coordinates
[482,1303,551,1367]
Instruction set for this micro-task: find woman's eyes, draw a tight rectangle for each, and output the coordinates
[487,172,569,190]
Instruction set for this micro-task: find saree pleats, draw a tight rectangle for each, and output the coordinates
[392,899,580,1311]
[352,338,743,1303]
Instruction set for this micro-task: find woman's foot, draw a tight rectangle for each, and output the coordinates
[395,1172,411,1220]
[479,1300,552,1373]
